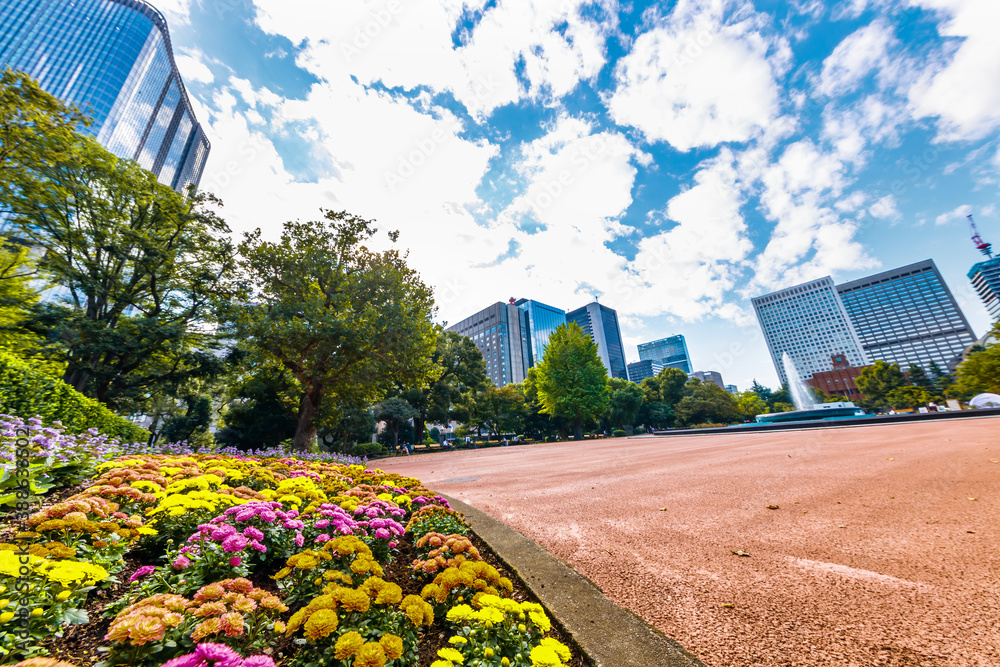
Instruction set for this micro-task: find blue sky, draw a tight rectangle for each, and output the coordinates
[158,0,1000,390]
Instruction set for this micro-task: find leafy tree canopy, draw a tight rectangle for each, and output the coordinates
[953,322,1000,398]
[222,211,438,449]
[675,379,739,426]
[855,360,905,408]
[606,377,644,429]
[534,322,609,440]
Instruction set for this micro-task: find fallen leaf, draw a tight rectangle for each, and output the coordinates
[766,505,780,510]
[720,603,735,608]
[838,525,847,528]
[659,507,667,511]
[967,530,975,534]
[968,497,977,501]
[887,458,894,461]
[732,550,751,557]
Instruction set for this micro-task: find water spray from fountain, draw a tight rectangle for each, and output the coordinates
[782,352,815,411]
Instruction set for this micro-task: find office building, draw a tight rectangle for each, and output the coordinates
[837,260,976,373]
[969,256,1000,322]
[689,370,725,389]
[752,277,869,386]
[514,299,566,367]
[446,299,530,387]
[627,359,663,383]
[806,354,868,400]
[725,384,738,394]
[1,0,210,191]
[637,335,692,373]
[566,302,627,379]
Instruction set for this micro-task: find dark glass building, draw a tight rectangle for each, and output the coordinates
[566,302,627,380]
[968,256,1000,322]
[626,359,662,383]
[837,259,977,372]
[0,0,210,191]
[515,299,566,367]
[637,334,692,374]
[446,300,530,387]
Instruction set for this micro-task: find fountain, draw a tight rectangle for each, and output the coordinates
[755,353,867,424]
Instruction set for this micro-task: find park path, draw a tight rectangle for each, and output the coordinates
[377,418,1000,666]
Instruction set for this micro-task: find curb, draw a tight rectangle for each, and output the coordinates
[441,495,706,667]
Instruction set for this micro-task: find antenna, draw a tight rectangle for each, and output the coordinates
[969,214,993,258]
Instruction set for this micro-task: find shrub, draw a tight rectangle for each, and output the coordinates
[351,442,383,458]
[0,349,147,442]
[612,429,627,438]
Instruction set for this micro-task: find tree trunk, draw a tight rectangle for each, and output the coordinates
[573,420,584,441]
[414,414,425,447]
[293,389,321,451]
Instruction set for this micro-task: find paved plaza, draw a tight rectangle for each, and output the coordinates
[379,417,1000,666]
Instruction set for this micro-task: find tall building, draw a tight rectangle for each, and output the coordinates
[969,257,1000,322]
[689,370,725,389]
[837,259,977,372]
[806,354,868,400]
[637,335,692,373]
[1,0,210,191]
[514,299,566,367]
[566,302,627,379]
[446,300,530,387]
[752,276,869,386]
[626,359,662,383]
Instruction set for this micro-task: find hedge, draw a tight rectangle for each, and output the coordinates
[0,348,149,442]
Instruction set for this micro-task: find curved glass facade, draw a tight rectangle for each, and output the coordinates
[0,0,210,192]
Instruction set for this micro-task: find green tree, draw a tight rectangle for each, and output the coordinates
[0,69,89,198]
[886,385,933,410]
[467,384,527,439]
[214,368,299,451]
[656,367,689,406]
[855,360,905,408]
[222,211,437,450]
[325,404,378,453]
[907,363,932,389]
[6,132,235,410]
[401,330,488,445]
[0,240,64,374]
[675,379,739,426]
[376,397,417,451]
[606,377,644,429]
[735,390,768,422]
[927,361,955,396]
[750,379,772,404]
[953,323,1000,397]
[533,323,609,440]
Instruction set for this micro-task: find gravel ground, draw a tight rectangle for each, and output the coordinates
[376,417,1000,667]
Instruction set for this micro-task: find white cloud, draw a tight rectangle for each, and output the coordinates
[175,53,214,85]
[607,0,789,151]
[750,140,877,289]
[908,0,1000,141]
[816,19,896,97]
[618,149,754,320]
[934,203,971,226]
[252,0,614,119]
[153,0,195,25]
[868,194,901,221]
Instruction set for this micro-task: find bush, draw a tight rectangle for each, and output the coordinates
[612,429,627,438]
[0,348,147,441]
[633,426,646,434]
[351,442,383,457]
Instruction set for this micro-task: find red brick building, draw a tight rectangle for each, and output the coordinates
[806,353,870,400]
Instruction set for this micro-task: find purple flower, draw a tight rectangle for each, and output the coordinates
[374,528,391,540]
[260,510,276,523]
[229,556,242,567]
[249,540,267,553]
[160,653,204,667]
[314,519,330,529]
[282,519,304,530]
[242,526,264,541]
[197,643,243,667]
[294,532,304,547]
[314,533,331,543]
[242,656,277,667]
[222,534,248,553]
[173,555,191,571]
[129,565,155,583]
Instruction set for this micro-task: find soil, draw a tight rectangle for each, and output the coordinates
[376,417,1000,667]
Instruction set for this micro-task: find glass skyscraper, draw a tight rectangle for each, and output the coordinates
[515,299,566,367]
[637,334,692,374]
[446,300,531,388]
[838,259,977,372]
[968,256,1000,322]
[752,276,869,386]
[566,302,628,380]
[1,0,210,191]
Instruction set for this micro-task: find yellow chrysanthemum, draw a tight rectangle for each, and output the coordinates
[529,644,563,667]
[437,647,464,664]
[303,608,338,641]
[539,638,571,662]
[334,630,365,659]
[355,642,388,667]
[379,634,404,661]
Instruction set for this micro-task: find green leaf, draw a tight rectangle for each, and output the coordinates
[60,608,89,625]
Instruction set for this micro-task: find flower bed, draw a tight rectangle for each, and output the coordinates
[0,417,578,667]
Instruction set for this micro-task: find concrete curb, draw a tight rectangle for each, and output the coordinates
[441,494,706,667]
